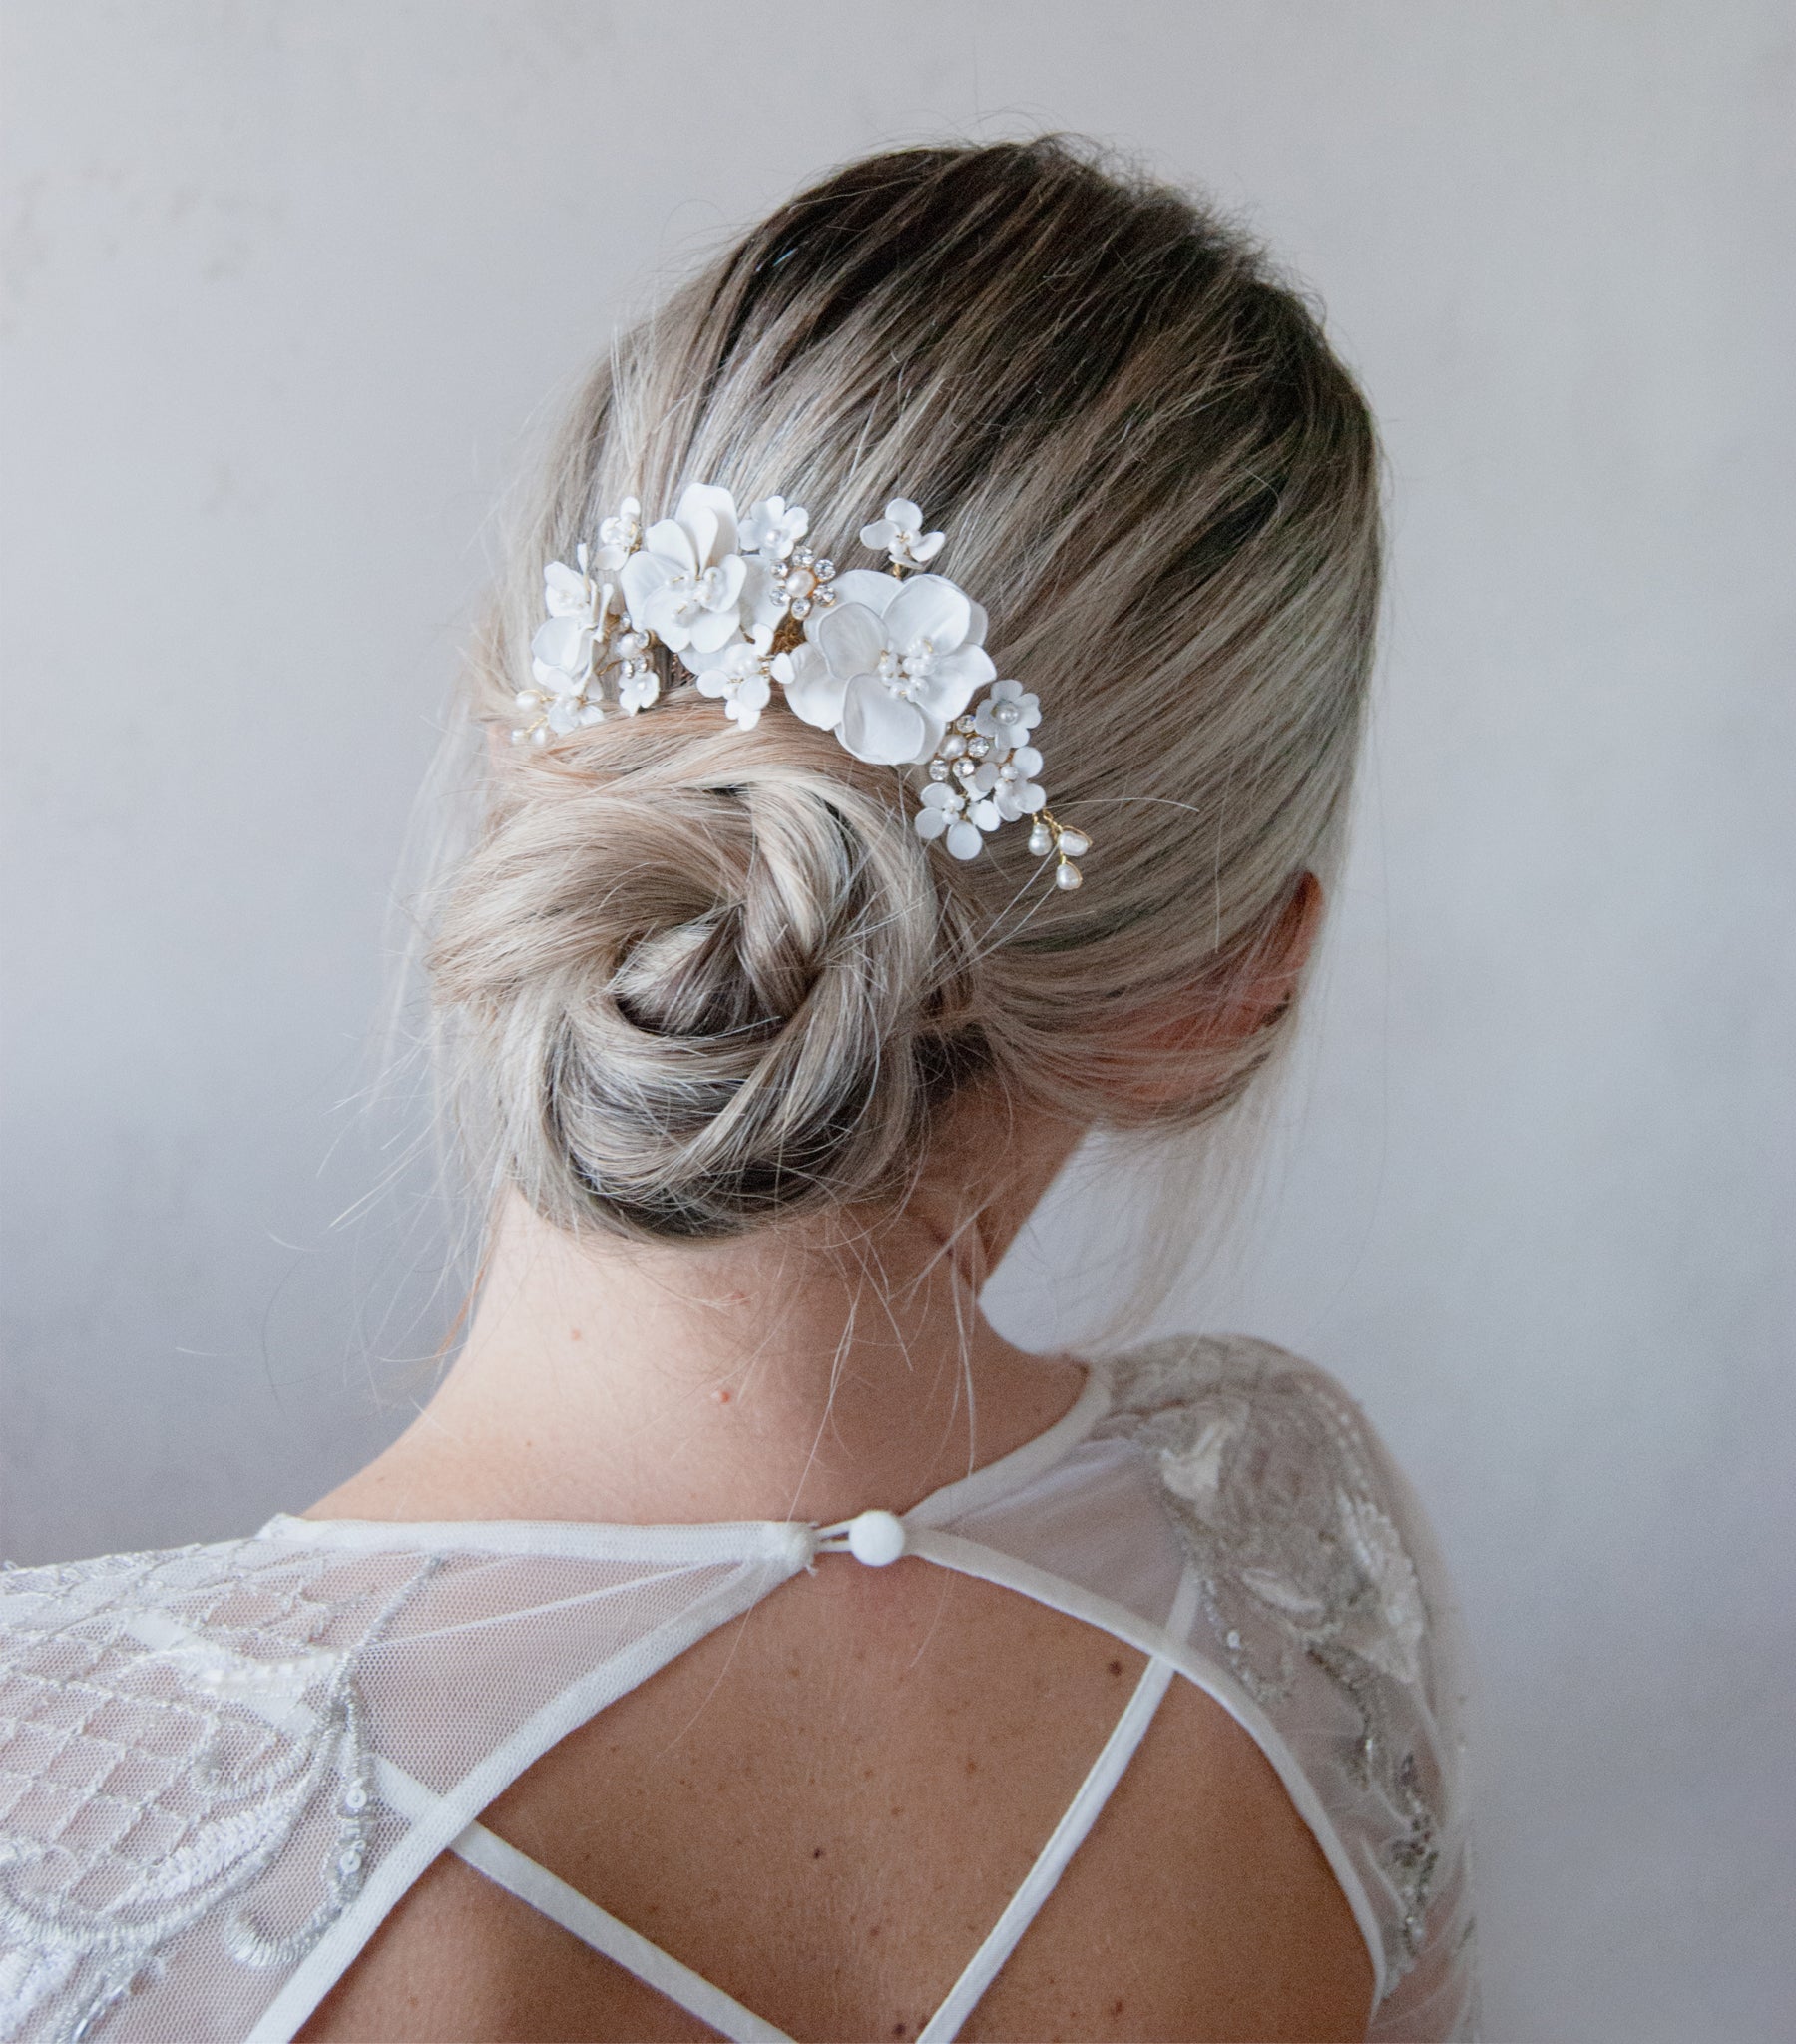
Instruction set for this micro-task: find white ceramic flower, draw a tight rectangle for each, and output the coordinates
[619,483,747,655]
[530,618,594,696]
[616,664,661,715]
[860,497,945,569]
[782,569,995,765]
[696,665,772,730]
[596,496,642,568]
[972,743,1046,819]
[972,679,1041,751]
[533,543,617,694]
[688,628,784,732]
[544,691,605,734]
[913,779,1000,861]
[739,495,809,560]
[543,543,609,623]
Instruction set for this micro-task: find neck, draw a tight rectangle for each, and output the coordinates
[307,1100,1089,1528]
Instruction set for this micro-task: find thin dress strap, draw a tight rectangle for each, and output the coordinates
[450,1821,790,2044]
[916,1564,1201,2042]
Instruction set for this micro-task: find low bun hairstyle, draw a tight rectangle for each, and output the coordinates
[433,705,975,1238]
[431,138,1381,1243]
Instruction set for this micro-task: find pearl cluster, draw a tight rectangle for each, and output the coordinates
[916,705,1091,886]
[766,547,837,621]
[1030,813,1093,890]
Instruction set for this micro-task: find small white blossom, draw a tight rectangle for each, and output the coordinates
[973,743,1046,819]
[860,497,946,569]
[619,484,748,654]
[687,627,781,731]
[543,543,610,623]
[972,679,1041,752]
[533,543,619,696]
[739,495,809,560]
[595,496,642,569]
[616,664,661,715]
[913,778,1000,860]
[545,691,604,734]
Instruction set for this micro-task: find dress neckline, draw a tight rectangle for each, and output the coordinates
[255,1357,1113,1561]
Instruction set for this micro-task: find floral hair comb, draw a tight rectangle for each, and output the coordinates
[515,485,1091,889]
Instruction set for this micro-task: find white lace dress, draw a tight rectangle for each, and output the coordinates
[0,1336,1478,2042]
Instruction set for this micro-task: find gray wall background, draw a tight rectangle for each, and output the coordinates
[3,4,1791,2037]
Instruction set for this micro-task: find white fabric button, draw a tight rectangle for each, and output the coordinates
[845,1509,907,1566]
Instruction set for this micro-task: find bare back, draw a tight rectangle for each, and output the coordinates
[299,1558,1371,2042]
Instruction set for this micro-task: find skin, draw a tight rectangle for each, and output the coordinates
[298,874,1372,2042]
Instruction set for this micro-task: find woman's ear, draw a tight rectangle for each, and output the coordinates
[1122,871,1324,1097]
[1212,869,1324,1040]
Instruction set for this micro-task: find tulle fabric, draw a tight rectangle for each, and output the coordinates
[0,1338,1475,2041]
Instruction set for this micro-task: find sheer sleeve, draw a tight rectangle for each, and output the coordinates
[1098,1335,1479,2041]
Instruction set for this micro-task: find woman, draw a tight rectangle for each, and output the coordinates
[0,140,1474,2041]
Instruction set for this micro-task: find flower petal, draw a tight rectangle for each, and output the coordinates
[531,615,591,675]
[642,588,693,648]
[916,645,995,722]
[839,676,927,764]
[909,530,946,564]
[679,638,724,677]
[781,643,848,729]
[912,710,947,760]
[822,568,902,617]
[543,562,592,618]
[641,519,697,576]
[887,498,922,529]
[945,819,984,860]
[814,600,887,679]
[620,550,674,627]
[686,605,741,654]
[913,805,949,841]
[884,574,970,654]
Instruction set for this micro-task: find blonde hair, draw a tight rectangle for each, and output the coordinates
[429,138,1381,1244]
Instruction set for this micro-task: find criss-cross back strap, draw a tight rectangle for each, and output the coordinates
[915,1575,1195,2041]
[446,1561,1201,2044]
[451,1820,790,2043]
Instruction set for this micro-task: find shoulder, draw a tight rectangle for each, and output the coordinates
[1,1527,436,1664]
[1097,1332,1448,1698]
[0,1531,439,2039]
[1094,1334,1479,2033]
